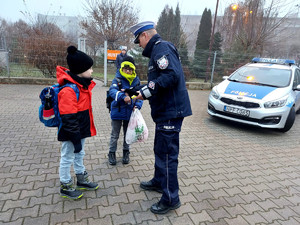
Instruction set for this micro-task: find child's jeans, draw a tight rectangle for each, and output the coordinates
[109,120,129,153]
[59,138,86,183]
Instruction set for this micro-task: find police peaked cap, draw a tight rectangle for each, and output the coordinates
[129,21,155,44]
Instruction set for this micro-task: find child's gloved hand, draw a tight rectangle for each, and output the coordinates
[124,96,131,104]
[124,87,139,97]
[73,141,82,153]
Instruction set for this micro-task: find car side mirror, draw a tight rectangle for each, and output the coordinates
[222,76,229,80]
[295,84,300,91]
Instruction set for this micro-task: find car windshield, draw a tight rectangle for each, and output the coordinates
[229,66,291,87]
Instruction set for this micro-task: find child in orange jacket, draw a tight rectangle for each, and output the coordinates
[57,46,98,200]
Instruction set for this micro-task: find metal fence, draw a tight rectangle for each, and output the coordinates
[1,36,299,84]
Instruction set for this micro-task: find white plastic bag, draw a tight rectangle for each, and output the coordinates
[126,109,148,144]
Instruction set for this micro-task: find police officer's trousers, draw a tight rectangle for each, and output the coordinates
[152,117,183,206]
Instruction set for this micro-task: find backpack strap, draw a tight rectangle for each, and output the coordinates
[62,83,80,101]
[115,77,122,90]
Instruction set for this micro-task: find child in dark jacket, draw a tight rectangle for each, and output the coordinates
[108,56,143,165]
[57,46,98,200]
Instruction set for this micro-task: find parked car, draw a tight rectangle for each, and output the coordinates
[207,58,300,132]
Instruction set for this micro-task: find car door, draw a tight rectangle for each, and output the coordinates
[293,69,300,111]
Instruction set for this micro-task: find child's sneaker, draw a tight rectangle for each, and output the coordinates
[76,171,99,190]
[60,181,83,200]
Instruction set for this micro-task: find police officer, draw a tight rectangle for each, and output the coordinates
[129,21,192,214]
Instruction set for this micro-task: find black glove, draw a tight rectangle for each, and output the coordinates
[124,87,139,97]
[73,140,82,153]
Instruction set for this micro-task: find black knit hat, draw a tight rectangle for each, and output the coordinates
[122,56,135,66]
[66,46,93,74]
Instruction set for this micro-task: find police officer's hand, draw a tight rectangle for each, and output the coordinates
[134,92,144,100]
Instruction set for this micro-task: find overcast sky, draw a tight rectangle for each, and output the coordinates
[1,0,232,23]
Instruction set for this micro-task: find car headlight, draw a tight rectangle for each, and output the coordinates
[264,96,288,108]
[210,88,220,99]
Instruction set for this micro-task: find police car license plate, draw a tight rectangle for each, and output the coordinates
[224,106,250,117]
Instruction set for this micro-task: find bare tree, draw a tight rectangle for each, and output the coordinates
[221,0,296,54]
[1,0,73,77]
[0,19,8,36]
[5,18,71,77]
[81,0,139,50]
[22,21,71,77]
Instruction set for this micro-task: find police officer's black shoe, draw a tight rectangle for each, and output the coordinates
[108,152,116,165]
[140,180,163,193]
[150,200,181,214]
[122,151,130,164]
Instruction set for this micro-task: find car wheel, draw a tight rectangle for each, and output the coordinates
[279,107,295,132]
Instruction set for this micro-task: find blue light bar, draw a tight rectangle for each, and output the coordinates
[252,57,295,65]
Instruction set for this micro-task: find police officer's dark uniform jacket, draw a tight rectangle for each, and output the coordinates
[140,34,192,122]
[141,34,192,122]
[139,33,192,207]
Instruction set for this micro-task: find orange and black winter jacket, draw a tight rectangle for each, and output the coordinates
[56,66,96,151]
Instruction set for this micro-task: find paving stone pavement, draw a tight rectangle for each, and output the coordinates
[0,80,300,225]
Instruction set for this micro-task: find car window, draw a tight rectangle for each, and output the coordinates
[230,66,291,87]
[293,69,300,88]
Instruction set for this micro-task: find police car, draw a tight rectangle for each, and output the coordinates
[207,58,300,132]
